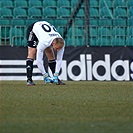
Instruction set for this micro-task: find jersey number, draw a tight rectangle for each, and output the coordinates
[41,24,57,32]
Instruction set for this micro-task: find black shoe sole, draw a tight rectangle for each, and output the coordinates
[56,79,66,85]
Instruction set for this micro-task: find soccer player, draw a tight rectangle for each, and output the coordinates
[26,21,65,86]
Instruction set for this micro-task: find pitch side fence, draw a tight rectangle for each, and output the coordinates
[0,46,132,81]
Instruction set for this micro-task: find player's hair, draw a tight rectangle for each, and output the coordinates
[55,38,64,46]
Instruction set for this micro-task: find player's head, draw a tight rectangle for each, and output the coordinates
[52,38,64,51]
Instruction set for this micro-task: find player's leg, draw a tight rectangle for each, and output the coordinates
[26,47,36,85]
[45,46,56,74]
[26,23,38,86]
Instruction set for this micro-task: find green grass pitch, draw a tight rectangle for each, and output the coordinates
[0,81,133,133]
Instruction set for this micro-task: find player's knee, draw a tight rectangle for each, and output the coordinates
[27,48,36,59]
[47,53,55,60]
[45,49,55,60]
[32,50,36,56]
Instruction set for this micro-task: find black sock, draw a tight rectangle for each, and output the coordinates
[48,60,56,74]
[26,58,34,81]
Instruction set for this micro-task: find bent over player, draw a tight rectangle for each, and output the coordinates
[26,21,65,86]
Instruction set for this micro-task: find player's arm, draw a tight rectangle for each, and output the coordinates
[55,45,65,73]
[36,44,53,83]
[36,46,46,75]
[52,45,65,83]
